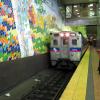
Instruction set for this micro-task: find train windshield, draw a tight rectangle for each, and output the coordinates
[63,38,68,45]
[54,34,59,37]
[72,39,77,45]
[53,39,58,45]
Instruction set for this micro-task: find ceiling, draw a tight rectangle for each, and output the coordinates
[59,0,99,5]
[58,0,100,20]
[58,0,100,38]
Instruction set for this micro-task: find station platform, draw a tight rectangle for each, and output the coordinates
[0,46,100,100]
[60,46,100,100]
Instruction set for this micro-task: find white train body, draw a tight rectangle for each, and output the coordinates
[50,31,82,66]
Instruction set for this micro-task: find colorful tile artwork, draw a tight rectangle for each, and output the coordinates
[0,0,63,62]
[11,0,34,57]
[28,0,60,55]
[0,0,21,62]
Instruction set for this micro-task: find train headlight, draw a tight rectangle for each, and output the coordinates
[71,33,75,36]
[65,33,70,37]
[60,33,64,37]
[53,48,58,52]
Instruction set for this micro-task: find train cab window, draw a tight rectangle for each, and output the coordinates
[53,39,58,45]
[72,39,77,45]
[54,34,59,37]
[63,38,68,45]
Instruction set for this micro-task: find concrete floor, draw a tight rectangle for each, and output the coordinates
[92,47,100,100]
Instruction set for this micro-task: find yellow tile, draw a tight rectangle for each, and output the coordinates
[60,48,90,100]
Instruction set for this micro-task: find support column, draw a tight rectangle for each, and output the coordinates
[96,1,100,49]
[97,25,100,49]
[11,0,34,57]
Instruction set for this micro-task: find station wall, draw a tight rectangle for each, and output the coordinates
[97,25,100,48]
[28,0,63,55]
[0,0,63,62]
[70,25,87,38]
[63,25,87,38]
[96,0,100,49]
[0,0,21,62]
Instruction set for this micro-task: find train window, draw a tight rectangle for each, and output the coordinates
[54,34,59,37]
[63,38,68,45]
[72,39,77,45]
[53,39,58,45]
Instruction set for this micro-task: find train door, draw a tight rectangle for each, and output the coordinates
[60,36,69,59]
[69,33,82,61]
[60,32,70,59]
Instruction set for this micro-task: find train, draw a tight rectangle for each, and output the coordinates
[50,31,86,69]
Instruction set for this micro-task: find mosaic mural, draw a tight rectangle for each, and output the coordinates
[28,0,63,54]
[11,0,34,57]
[0,0,20,62]
[0,0,63,62]
[0,0,87,63]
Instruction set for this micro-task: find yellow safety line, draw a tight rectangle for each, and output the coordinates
[60,48,90,100]
[91,47,100,100]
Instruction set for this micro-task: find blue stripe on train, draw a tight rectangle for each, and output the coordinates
[70,48,81,52]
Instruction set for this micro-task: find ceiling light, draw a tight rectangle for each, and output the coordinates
[89,11,95,16]
[90,8,93,10]
[75,9,78,11]
[88,4,93,7]
[73,5,78,8]
[77,12,80,14]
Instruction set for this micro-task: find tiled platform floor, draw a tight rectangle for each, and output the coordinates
[92,47,100,100]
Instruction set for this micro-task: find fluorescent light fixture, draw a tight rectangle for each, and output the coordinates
[5,93,11,97]
[77,12,80,14]
[73,5,78,8]
[88,4,93,7]
[75,9,78,11]
[89,11,95,16]
[90,8,93,10]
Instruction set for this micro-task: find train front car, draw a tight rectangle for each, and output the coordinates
[50,32,69,67]
[50,31,82,69]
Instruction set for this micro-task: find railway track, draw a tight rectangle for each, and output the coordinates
[21,48,87,100]
[21,69,74,100]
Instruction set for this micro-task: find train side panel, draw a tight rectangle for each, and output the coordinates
[69,33,82,61]
[50,33,61,66]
